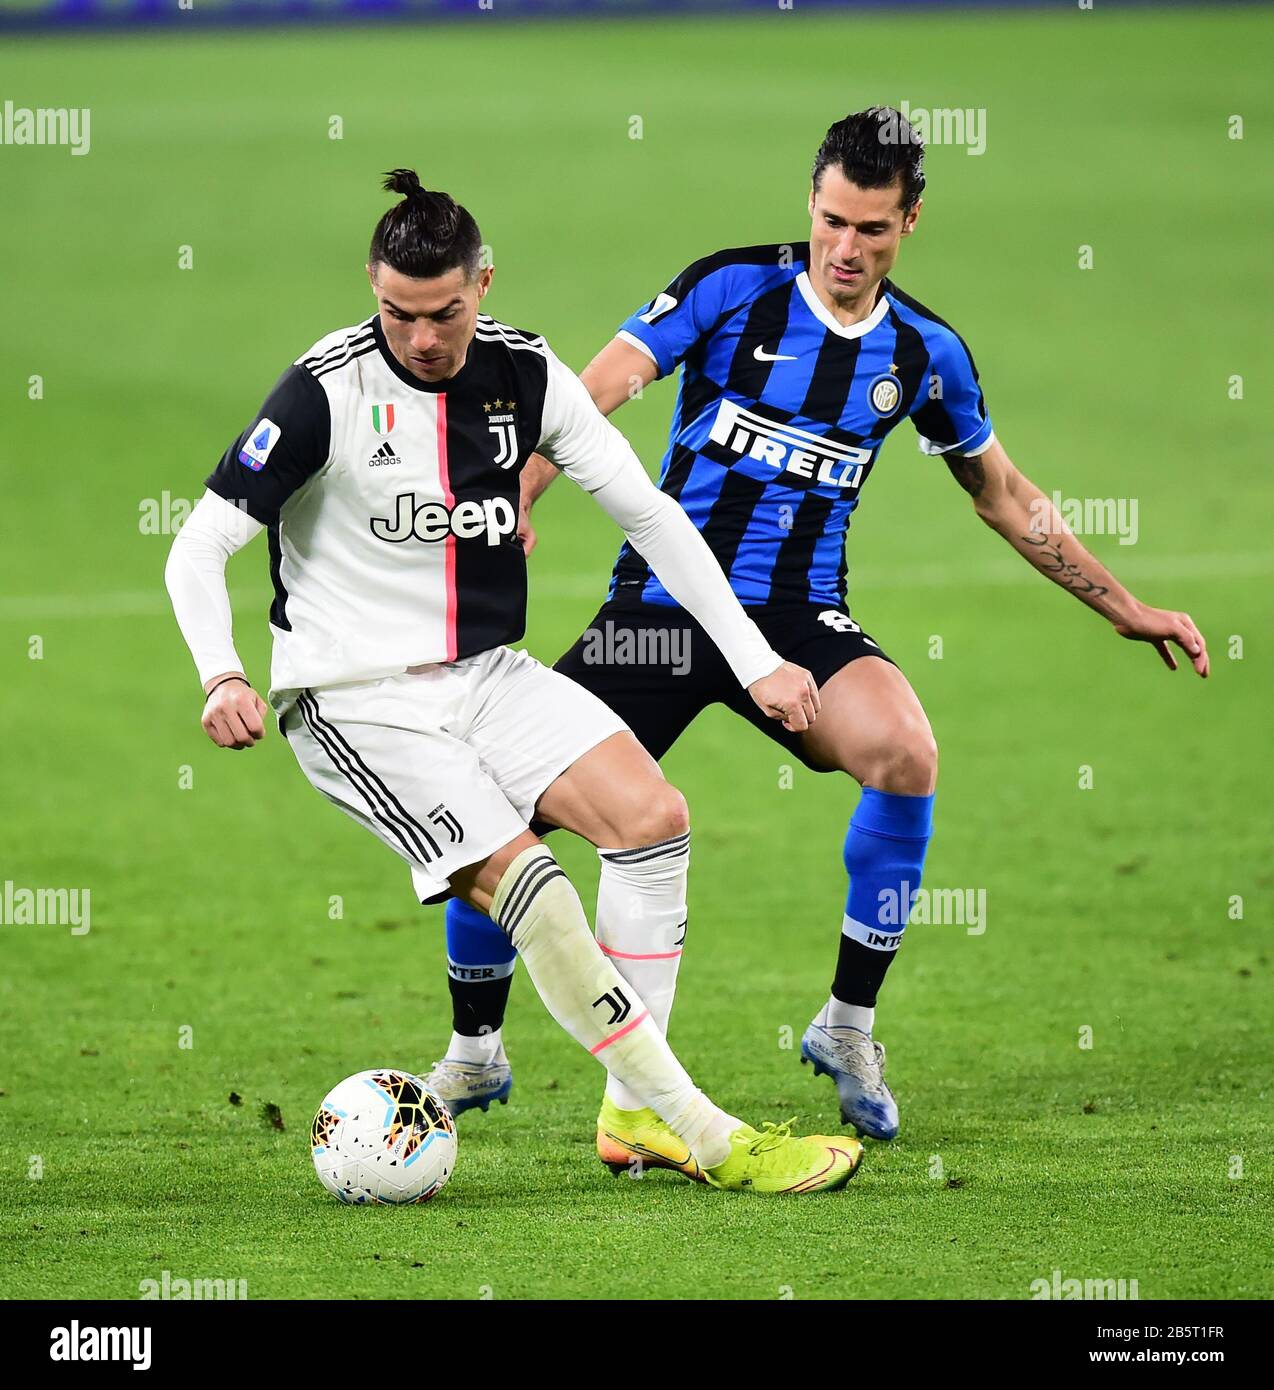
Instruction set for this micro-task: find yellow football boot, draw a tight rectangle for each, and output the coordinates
[702,1120,864,1194]
[596,1096,705,1182]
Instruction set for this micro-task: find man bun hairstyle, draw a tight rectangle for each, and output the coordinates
[369,169,483,280]
[812,107,926,212]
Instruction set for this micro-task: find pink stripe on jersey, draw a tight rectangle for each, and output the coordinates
[436,394,458,661]
[589,1010,650,1055]
[599,943,683,962]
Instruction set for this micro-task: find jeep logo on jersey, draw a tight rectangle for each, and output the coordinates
[370,493,517,546]
[708,398,871,489]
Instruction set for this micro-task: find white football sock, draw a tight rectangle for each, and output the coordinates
[819,995,875,1035]
[489,845,736,1167]
[595,832,690,1112]
[446,1028,507,1066]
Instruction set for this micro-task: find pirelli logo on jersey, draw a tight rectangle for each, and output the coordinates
[708,398,872,490]
[370,492,517,546]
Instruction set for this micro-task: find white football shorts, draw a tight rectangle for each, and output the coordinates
[280,645,628,903]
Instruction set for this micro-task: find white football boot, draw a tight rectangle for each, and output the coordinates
[422,1057,512,1118]
[800,1020,899,1140]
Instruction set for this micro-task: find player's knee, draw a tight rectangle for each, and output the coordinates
[622,780,690,849]
[449,830,542,909]
[861,725,938,795]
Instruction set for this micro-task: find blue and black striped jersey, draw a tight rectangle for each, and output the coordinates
[609,242,995,607]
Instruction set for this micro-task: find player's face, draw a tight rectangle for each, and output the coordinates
[807,167,920,310]
[367,262,494,382]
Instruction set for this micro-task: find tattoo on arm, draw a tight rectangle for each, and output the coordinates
[945,445,1112,604]
[945,454,986,498]
[1019,532,1110,599]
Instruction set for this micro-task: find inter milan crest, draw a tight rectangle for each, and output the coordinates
[483,398,519,469]
[370,403,396,434]
[868,372,903,417]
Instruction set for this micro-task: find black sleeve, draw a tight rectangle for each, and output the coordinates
[204,365,330,525]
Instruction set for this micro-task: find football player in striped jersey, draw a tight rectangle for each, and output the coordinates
[435,110,1208,1159]
[166,170,863,1194]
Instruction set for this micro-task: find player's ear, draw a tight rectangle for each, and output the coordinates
[807,182,816,217]
[366,262,378,293]
[476,265,494,300]
[901,199,922,237]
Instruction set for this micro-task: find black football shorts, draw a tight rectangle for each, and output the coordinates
[552,597,895,772]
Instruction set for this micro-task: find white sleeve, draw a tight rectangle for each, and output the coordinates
[535,343,633,492]
[536,348,781,690]
[164,489,264,686]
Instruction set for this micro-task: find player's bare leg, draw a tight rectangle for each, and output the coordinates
[800,657,938,796]
[447,829,861,1192]
[796,655,938,1140]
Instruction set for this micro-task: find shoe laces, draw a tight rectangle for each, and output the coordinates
[747,1118,797,1154]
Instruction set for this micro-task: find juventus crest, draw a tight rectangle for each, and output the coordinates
[484,401,519,469]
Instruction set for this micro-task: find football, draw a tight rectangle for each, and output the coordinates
[311,1069,457,1205]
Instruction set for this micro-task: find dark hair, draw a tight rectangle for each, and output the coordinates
[368,169,483,280]
[811,107,925,212]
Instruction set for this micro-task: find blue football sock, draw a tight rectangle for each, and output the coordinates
[445,897,517,1038]
[829,788,935,1011]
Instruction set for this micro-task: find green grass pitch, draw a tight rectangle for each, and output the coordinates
[0,6,1270,1300]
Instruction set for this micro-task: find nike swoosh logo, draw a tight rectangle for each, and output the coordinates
[753,345,798,362]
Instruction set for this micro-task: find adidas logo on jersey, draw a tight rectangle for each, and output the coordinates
[368,442,400,467]
[370,492,517,547]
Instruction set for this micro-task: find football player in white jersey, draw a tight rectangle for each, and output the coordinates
[166,170,862,1194]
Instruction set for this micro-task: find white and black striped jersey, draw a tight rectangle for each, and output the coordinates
[204,312,630,695]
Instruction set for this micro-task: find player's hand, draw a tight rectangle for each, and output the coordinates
[517,502,538,558]
[1113,603,1209,677]
[202,673,270,749]
[748,661,821,733]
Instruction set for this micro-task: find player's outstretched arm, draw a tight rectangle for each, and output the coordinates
[946,439,1209,677]
[165,490,272,747]
[518,338,659,553]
